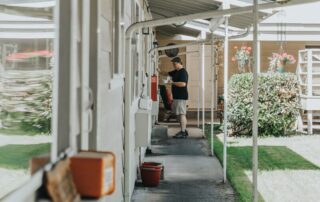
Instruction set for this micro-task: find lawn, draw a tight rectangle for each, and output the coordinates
[0,128,47,136]
[204,124,319,202]
[0,143,51,169]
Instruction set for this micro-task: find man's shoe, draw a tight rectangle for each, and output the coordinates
[173,131,187,139]
[174,131,182,136]
[185,130,189,137]
[175,130,188,137]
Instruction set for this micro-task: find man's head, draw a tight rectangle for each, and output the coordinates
[171,57,183,70]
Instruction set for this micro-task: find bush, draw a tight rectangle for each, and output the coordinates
[228,73,300,137]
[0,70,52,135]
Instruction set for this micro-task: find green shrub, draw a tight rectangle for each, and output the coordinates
[0,70,52,135]
[228,73,300,137]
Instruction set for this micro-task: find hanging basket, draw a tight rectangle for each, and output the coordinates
[164,43,179,58]
[277,61,286,73]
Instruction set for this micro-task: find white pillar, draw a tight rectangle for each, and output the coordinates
[252,0,259,201]
[198,48,201,127]
[210,35,215,156]
[201,31,206,137]
[257,40,261,73]
[307,50,313,134]
[51,0,72,161]
[81,0,91,150]
[70,0,80,152]
[223,17,229,183]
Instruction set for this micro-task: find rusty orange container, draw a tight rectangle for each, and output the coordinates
[70,151,115,198]
[151,74,158,101]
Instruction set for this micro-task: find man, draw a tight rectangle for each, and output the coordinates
[157,57,189,138]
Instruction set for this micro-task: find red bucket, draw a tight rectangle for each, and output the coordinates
[142,162,164,180]
[142,162,162,168]
[140,163,163,187]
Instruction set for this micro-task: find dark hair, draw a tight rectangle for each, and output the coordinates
[171,57,182,64]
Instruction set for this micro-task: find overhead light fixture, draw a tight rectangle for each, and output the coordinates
[142,27,150,35]
[173,21,186,28]
[153,41,158,48]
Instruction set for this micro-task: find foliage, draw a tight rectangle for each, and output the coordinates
[228,73,300,137]
[268,52,296,72]
[0,70,52,135]
[232,45,252,73]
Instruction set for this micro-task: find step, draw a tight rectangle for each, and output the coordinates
[302,125,320,129]
[299,72,320,75]
[299,61,320,64]
[303,120,320,123]
[300,84,320,87]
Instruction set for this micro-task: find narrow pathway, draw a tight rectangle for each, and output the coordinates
[132,126,236,202]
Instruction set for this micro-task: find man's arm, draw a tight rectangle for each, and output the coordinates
[172,70,187,87]
[172,82,186,87]
[156,67,169,76]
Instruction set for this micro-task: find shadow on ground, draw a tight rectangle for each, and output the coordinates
[132,125,237,202]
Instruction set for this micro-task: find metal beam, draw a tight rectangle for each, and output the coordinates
[223,16,229,183]
[51,0,71,162]
[81,0,90,150]
[149,27,250,55]
[210,34,215,156]
[252,0,259,201]
[0,4,53,19]
[201,31,206,137]
[126,0,319,36]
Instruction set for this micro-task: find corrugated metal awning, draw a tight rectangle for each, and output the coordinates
[148,0,275,38]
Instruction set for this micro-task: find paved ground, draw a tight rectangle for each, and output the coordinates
[245,170,320,202]
[132,126,236,202]
[0,134,51,147]
[0,168,29,199]
[0,134,51,198]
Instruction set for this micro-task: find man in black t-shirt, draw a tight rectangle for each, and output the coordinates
[157,57,189,138]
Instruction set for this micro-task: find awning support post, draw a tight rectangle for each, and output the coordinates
[210,33,215,156]
[252,0,259,201]
[200,31,206,137]
[223,16,229,183]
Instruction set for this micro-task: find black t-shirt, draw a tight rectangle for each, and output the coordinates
[168,68,189,100]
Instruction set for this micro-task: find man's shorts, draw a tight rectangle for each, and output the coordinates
[172,99,187,115]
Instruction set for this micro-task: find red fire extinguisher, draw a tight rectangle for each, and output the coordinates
[151,74,158,101]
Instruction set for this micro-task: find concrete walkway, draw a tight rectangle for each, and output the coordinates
[132,126,236,202]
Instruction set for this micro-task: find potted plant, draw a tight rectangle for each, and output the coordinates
[268,52,296,73]
[232,45,252,73]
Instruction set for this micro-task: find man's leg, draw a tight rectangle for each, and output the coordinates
[180,114,187,132]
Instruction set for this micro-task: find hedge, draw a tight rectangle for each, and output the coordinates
[0,70,52,135]
[228,73,300,137]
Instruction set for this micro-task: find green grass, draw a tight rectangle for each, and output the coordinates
[204,125,319,202]
[203,123,223,134]
[0,143,51,169]
[0,128,45,136]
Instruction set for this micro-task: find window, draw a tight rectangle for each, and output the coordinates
[0,1,54,199]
